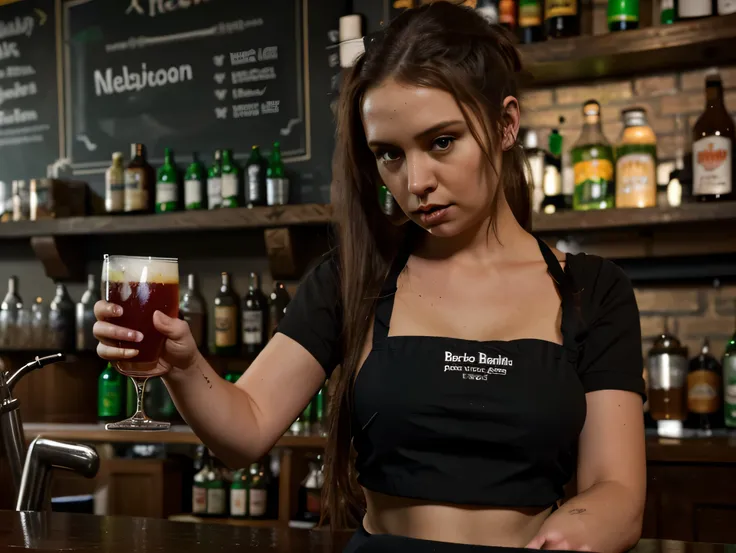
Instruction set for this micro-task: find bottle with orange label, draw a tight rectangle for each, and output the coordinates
[499,0,517,30]
[572,100,615,210]
[692,69,735,202]
[615,107,657,208]
[686,338,723,435]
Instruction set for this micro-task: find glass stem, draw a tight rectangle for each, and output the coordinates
[131,377,148,420]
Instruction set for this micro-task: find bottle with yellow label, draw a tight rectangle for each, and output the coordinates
[615,107,657,209]
[545,0,580,38]
[572,100,614,210]
[686,338,723,435]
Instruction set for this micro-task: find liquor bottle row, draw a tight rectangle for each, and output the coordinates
[524,69,734,214]
[180,272,290,359]
[644,311,736,436]
[105,142,289,216]
[190,448,324,526]
[192,447,279,520]
[475,1,736,45]
[0,275,98,351]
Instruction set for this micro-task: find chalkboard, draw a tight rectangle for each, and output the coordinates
[0,0,61,182]
[64,0,310,172]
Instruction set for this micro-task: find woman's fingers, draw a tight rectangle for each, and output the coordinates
[94,300,123,320]
[93,320,143,343]
[96,339,139,360]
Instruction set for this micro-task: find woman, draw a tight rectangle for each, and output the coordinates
[93,3,646,552]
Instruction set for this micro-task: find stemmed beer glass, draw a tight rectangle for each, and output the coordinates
[101,255,179,431]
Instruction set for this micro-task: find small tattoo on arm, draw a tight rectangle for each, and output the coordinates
[569,508,587,515]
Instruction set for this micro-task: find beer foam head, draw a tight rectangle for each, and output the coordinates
[105,256,179,284]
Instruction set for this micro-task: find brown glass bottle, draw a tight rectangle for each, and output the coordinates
[545,0,580,38]
[214,272,240,357]
[268,282,291,339]
[692,70,735,202]
[686,338,723,435]
[647,327,688,422]
[124,143,155,213]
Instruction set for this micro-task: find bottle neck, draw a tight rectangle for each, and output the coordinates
[705,82,724,110]
[87,274,95,290]
[221,274,230,290]
[270,149,281,163]
[249,273,259,291]
[7,277,16,295]
[221,150,232,164]
[188,274,196,291]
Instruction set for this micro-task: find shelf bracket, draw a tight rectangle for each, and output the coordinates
[30,235,86,282]
[264,227,301,280]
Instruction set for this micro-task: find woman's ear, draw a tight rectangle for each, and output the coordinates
[501,96,521,151]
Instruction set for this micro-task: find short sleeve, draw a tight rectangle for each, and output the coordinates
[574,257,646,401]
[276,252,343,377]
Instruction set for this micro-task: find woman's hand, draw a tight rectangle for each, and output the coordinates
[526,508,594,551]
[93,300,201,373]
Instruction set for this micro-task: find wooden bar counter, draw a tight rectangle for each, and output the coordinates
[0,510,732,553]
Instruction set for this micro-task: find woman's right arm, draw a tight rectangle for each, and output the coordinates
[95,303,327,467]
[93,254,341,469]
[161,321,327,467]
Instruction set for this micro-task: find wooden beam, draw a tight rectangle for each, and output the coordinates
[29,235,86,282]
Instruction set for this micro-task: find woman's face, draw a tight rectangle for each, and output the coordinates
[361,79,507,237]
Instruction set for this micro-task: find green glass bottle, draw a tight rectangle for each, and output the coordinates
[248,462,268,518]
[724,306,736,429]
[266,142,289,206]
[184,153,207,210]
[155,148,179,213]
[660,0,674,24]
[220,149,240,208]
[207,150,222,210]
[572,100,615,211]
[98,363,124,422]
[608,0,639,31]
[229,467,249,518]
[245,145,266,207]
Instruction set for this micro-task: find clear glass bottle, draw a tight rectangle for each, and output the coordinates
[572,100,615,210]
[76,274,100,351]
[245,145,266,207]
[615,107,658,208]
[180,274,206,352]
[49,283,75,352]
[105,152,125,213]
[0,276,22,349]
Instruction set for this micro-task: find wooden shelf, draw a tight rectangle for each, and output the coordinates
[520,14,736,86]
[532,201,736,234]
[23,422,327,448]
[0,204,333,239]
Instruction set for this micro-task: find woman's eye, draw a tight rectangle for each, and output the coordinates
[379,151,402,163]
[432,136,454,151]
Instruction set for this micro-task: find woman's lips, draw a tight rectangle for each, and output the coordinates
[418,205,451,225]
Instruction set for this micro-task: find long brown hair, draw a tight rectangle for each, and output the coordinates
[324,1,530,530]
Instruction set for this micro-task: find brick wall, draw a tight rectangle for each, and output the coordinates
[520,65,736,170]
[636,283,736,362]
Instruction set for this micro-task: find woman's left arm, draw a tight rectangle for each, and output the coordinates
[527,389,646,553]
[527,258,647,553]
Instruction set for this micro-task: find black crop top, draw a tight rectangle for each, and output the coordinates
[278,240,645,507]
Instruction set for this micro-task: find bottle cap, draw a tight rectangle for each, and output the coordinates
[622,107,648,127]
[582,100,601,117]
[522,129,538,150]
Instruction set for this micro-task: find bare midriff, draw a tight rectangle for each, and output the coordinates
[362,489,553,547]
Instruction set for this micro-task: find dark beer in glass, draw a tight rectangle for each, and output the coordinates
[102,255,179,431]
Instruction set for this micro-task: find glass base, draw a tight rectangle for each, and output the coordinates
[105,417,170,431]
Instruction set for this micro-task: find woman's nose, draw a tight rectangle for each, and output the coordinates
[406,154,438,198]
